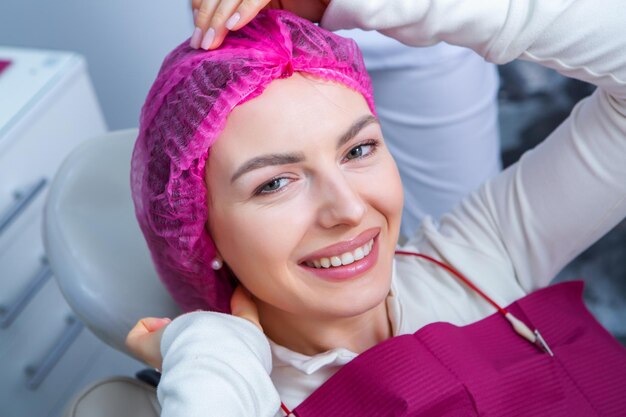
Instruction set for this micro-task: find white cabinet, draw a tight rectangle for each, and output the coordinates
[0,47,143,417]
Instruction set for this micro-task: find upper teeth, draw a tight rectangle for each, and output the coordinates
[305,239,374,269]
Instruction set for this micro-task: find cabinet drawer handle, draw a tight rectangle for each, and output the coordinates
[25,316,84,390]
[0,178,47,236]
[0,258,52,329]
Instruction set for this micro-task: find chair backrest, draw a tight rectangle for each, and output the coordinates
[43,129,180,355]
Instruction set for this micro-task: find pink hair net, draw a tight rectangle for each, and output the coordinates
[131,10,375,313]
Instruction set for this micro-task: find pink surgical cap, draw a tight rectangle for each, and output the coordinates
[131,10,375,313]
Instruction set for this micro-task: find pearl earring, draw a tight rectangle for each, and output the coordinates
[211,257,223,271]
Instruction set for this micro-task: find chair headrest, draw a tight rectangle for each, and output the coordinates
[44,129,180,355]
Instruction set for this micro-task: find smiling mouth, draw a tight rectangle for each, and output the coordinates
[303,238,374,269]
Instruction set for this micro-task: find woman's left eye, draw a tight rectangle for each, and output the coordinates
[255,177,291,195]
[344,140,378,161]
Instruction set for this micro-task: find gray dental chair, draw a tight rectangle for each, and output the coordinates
[44,129,181,416]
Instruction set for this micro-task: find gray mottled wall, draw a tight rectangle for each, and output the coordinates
[498,61,626,344]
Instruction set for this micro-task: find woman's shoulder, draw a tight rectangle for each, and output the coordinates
[391,216,528,334]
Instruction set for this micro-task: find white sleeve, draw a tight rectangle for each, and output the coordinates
[157,312,281,417]
[323,0,626,290]
[322,0,626,97]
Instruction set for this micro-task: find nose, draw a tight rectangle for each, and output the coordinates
[316,171,367,229]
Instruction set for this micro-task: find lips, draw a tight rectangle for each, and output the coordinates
[299,228,380,265]
[298,228,381,281]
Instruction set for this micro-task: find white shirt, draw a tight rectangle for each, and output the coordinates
[157,0,626,415]
[337,29,473,71]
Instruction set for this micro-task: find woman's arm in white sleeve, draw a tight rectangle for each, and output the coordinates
[157,312,281,417]
[323,0,626,290]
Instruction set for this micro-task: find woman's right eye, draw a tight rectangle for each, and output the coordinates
[256,177,290,195]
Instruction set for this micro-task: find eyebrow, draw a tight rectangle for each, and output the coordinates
[336,114,378,149]
[230,114,379,183]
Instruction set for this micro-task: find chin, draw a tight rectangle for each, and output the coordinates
[312,268,392,319]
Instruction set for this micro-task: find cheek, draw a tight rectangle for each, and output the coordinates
[210,202,307,291]
[369,156,404,229]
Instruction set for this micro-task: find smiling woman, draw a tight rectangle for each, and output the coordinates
[205,74,402,354]
[127,3,626,417]
[131,10,379,317]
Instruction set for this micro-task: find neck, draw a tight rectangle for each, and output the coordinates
[257,299,392,356]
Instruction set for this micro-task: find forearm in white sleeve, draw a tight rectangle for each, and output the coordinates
[157,312,281,417]
[322,0,626,98]
[323,0,626,290]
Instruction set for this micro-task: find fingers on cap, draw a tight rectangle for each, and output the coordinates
[233,0,270,29]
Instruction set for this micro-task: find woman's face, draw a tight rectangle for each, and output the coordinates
[206,74,403,322]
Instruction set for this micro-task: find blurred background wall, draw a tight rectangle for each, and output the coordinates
[0,0,192,130]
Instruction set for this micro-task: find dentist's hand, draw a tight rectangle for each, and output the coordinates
[189,0,331,50]
[125,285,261,370]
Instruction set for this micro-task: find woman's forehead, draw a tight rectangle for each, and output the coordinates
[212,74,372,159]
